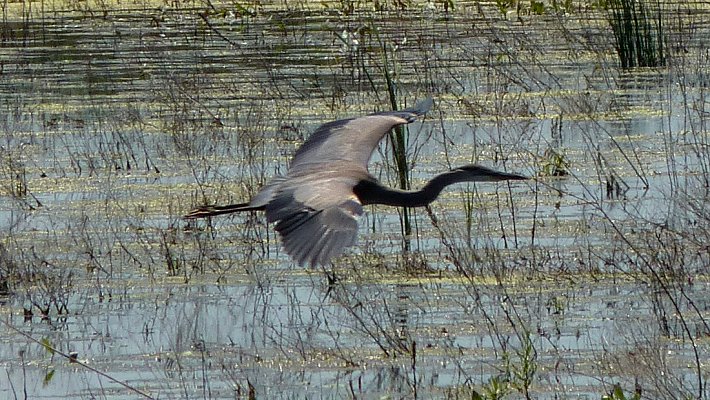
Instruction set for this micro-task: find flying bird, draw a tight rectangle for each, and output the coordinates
[185,99,527,266]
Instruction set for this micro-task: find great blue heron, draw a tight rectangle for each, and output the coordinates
[185,99,527,267]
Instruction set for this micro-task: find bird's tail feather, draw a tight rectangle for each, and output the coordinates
[184,202,263,219]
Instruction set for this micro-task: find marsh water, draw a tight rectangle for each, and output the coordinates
[1,1,709,399]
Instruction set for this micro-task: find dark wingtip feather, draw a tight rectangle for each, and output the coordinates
[273,204,360,267]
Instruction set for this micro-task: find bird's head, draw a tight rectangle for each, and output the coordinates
[452,164,528,182]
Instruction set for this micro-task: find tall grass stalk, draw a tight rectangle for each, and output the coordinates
[376,26,413,249]
[384,69,413,243]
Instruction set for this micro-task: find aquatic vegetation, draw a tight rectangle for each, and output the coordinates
[604,0,667,68]
[602,383,642,400]
[540,148,570,177]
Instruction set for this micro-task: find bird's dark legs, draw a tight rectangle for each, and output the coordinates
[320,264,344,300]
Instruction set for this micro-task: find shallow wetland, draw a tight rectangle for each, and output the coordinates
[0,0,709,399]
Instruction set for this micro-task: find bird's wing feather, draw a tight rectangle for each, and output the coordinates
[264,174,365,267]
[289,98,433,173]
[188,100,433,265]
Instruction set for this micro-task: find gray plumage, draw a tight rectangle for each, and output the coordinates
[185,98,527,267]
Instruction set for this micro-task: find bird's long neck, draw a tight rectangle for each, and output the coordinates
[354,172,460,207]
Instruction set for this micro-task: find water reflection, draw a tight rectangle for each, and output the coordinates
[3,276,680,398]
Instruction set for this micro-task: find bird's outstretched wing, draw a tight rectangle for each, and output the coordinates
[184,99,435,267]
[263,172,365,267]
[257,99,433,266]
[289,98,433,174]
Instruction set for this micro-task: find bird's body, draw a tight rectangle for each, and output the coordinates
[186,99,527,266]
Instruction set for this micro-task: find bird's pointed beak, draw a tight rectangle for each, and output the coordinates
[496,171,528,181]
[457,165,529,182]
